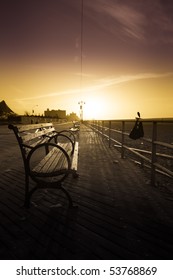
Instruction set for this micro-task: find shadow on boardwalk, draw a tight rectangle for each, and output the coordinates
[0,124,173,259]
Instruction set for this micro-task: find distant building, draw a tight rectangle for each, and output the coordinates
[67,112,79,121]
[44,108,66,119]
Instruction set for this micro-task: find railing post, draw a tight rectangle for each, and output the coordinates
[96,120,99,132]
[108,121,111,148]
[151,121,157,185]
[121,121,125,158]
[102,121,104,138]
[91,120,93,129]
[97,120,99,132]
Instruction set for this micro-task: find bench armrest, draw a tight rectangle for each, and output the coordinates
[26,142,71,178]
[48,130,75,154]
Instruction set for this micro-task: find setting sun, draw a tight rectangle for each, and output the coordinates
[83,95,106,120]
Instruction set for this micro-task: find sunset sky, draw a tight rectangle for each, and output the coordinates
[1,0,173,120]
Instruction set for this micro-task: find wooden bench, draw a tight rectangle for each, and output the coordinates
[8,123,79,208]
[70,121,80,133]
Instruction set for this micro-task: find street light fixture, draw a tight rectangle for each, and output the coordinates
[78,101,85,121]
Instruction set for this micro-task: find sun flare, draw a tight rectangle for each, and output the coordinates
[83,96,106,120]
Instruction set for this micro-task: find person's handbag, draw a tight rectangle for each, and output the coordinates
[129,119,144,140]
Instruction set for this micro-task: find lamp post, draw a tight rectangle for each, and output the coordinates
[78,101,85,122]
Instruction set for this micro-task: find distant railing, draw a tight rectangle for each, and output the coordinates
[85,119,173,186]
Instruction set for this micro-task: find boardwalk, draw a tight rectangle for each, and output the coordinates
[0,123,173,260]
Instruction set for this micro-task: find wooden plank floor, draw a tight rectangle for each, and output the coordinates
[0,124,173,260]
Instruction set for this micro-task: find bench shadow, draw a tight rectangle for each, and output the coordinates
[23,197,79,259]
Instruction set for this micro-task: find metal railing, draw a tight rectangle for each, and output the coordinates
[85,118,173,186]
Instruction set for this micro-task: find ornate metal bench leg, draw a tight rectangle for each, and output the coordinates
[60,185,73,207]
[24,181,37,208]
[24,197,30,208]
[24,190,34,208]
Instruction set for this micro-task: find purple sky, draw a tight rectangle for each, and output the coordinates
[1,1,173,61]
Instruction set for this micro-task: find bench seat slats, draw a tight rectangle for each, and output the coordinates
[32,153,68,177]
[32,148,60,173]
[32,143,71,175]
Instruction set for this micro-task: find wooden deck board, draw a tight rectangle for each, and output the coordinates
[0,124,173,259]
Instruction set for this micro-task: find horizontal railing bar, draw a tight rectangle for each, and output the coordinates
[154,141,173,149]
[131,160,172,178]
[156,153,173,159]
[109,138,121,146]
[93,118,173,122]
[154,163,173,177]
[111,137,173,177]
[129,147,173,160]
[121,145,173,178]
[109,128,126,134]
[126,146,151,163]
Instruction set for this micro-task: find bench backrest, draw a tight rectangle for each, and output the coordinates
[9,122,56,158]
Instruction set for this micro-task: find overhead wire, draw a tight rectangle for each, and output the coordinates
[80,0,84,92]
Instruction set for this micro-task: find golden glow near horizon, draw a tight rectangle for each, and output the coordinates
[1,64,173,120]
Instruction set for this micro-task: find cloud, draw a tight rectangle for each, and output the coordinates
[85,0,173,44]
[17,72,173,102]
[95,72,173,88]
[85,0,146,41]
[101,3,146,40]
[16,88,82,102]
